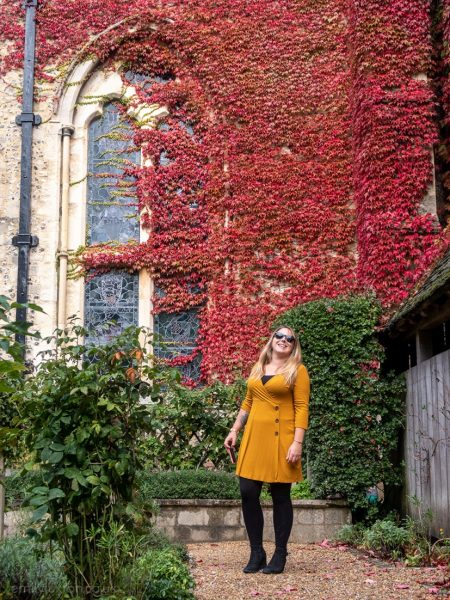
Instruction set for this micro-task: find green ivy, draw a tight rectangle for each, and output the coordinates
[275,295,405,511]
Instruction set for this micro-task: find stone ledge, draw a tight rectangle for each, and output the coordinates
[154,499,351,544]
[157,498,349,508]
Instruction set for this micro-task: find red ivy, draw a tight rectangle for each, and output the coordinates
[1,0,448,382]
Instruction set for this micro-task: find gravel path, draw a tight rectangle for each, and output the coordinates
[188,541,449,600]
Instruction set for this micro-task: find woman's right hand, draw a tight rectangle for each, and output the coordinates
[224,430,237,449]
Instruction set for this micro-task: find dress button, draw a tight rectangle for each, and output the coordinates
[275,406,279,411]
[275,419,279,423]
[275,431,279,436]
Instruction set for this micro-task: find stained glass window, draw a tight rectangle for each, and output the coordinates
[85,101,140,343]
[84,271,139,345]
[154,308,201,380]
[87,103,140,244]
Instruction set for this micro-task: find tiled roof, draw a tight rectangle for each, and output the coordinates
[387,246,450,329]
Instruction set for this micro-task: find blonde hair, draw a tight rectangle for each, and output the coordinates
[249,325,302,387]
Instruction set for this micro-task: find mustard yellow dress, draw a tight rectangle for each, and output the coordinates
[235,364,310,483]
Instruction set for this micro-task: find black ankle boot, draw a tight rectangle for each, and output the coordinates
[243,546,267,573]
[262,547,287,574]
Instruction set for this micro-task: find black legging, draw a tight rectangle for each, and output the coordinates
[239,476,293,550]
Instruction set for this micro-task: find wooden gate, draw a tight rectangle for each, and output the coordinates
[405,349,450,537]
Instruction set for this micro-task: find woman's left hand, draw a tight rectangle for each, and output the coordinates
[286,441,302,464]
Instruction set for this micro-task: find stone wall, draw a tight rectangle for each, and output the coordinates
[0,69,62,354]
[155,499,351,544]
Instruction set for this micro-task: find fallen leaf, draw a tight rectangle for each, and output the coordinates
[249,590,262,597]
[394,584,409,589]
[365,578,376,585]
[283,586,298,592]
[427,587,440,594]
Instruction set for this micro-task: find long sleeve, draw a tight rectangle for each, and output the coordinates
[240,383,253,413]
[293,364,310,429]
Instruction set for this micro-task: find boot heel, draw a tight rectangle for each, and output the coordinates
[243,548,267,573]
[262,548,287,574]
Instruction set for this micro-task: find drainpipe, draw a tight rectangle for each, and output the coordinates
[57,126,74,330]
[12,0,41,347]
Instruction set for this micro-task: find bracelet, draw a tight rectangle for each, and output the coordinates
[230,428,239,433]
[293,440,303,445]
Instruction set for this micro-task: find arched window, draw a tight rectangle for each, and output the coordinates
[87,103,140,244]
[84,102,139,344]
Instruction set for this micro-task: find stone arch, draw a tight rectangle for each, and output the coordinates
[55,59,153,332]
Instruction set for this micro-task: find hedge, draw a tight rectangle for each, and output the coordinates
[275,295,405,510]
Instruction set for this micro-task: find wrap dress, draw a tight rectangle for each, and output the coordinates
[235,364,310,483]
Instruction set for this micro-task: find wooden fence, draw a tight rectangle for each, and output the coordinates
[405,349,450,537]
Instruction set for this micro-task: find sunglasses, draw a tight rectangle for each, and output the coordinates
[274,332,295,344]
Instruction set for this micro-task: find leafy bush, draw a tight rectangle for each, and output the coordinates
[0,536,69,600]
[260,479,314,501]
[291,479,314,500]
[143,380,246,471]
[4,470,42,510]
[335,511,450,565]
[0,296,41,463]
[13,322,180,596]
[275,295,405,511]
[119,547,195,600]
[335,523,365,547]
[363,519,410,556]
[138,469,240,500]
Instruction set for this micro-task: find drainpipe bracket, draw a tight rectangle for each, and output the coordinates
[12,234,39,248]
[15,113,42,126]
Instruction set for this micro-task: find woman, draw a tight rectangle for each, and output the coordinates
[224,326,310,575]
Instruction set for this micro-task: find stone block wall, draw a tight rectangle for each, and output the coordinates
[155,499,351,544]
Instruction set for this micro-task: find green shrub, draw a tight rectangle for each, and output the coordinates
[120,547,195,600]
[291,479,314,499]
[335,523,365,546]
[337,512,450,565]
[0,536,69,600]
[14,322,180,596]
[4,469,42,510]
[260,479,314,501]
[363,519,410,557]
[143,380,246,471]
[139,527,190,563]
[0,296,42,464]
[137,469,240,500]
[275,295,405,511]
